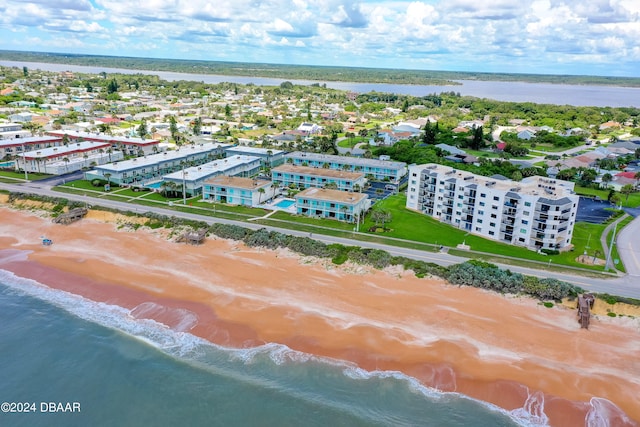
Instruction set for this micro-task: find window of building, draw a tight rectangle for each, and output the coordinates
[477,219,483,224]
[410,187,416,192]
[519,238,525,242]
[457,203,462,207]
[490,222,496,227]
[480,193,486,198]
[478,210,484,215]
[493,196,499,201]
[525,202,531,207]
[411,180,416,184]
[522,220,528,225]
[412,172,417,177]
[520,228,527,234]
[475,227,482,232]
[492,205,498,210]
[458,195,464,199]
[489,231,495,236]
[523,211,530,216]
[479,201,485,206]
[491,213,497,219]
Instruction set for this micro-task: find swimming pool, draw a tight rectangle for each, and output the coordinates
[145,181,164,189]
[0,161,15,168]
[275,199,295,209]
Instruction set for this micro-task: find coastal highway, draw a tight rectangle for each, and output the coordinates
[2,181,640,299]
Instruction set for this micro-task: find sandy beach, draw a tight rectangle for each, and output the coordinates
[1,205,639,426]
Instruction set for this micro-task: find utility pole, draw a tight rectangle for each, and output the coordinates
[182,169,188,205]
[604,222,618,271]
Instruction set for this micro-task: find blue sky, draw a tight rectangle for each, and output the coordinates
[1,0,639,77]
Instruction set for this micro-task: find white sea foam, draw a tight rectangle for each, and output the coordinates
[511,390,549,426]
[586,397,635,427]
[1,268,624,427]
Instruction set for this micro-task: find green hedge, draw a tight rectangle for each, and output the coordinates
[5,191,595,303]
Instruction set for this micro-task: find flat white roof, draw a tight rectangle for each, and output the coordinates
[164,155,261,182]
[296,187,368,204]
[286,151,406,170]
[205,176,272,190]
[19,141,112,159]
[412,163,576,198]
[224,146,285,156]
[0,135,61,147]
[47,130,159,145]
[94,143,231,172]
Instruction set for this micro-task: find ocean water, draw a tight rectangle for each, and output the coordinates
[0,271,535,427]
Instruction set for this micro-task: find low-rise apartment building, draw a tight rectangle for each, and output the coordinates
[284,151,407,182]
[85,142,230,185]
[202,176,276,206]
[162,155,261,196]
[0,122,31,140]
[295,187,369,223]
[16,141,123,175]
[272,164,366,191]
[406,164,579,250]
[223,146,285,168]
[47,130,160,155]
[0,136,62,160]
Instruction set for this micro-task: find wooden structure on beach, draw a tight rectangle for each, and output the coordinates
[177,228,207,245]
[52,207,88,225]
[577,293,595,329]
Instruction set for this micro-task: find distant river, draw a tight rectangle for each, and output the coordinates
[2,60,639,108]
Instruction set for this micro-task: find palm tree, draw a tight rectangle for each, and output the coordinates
[621,184,634,203]
[62,157,70,173]
[601,173,613,189]
[104,173,112,189]
[257,187,266,204]
[635,171,640,189]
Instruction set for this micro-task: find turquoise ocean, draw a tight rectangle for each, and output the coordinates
[0,270,541,427]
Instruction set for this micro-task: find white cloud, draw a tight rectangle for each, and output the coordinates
[0,0,638,76]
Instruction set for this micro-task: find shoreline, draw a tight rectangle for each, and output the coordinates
[1,206,639,426]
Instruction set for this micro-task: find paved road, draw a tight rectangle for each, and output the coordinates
[2,181,640,299]
[616,214,640,277]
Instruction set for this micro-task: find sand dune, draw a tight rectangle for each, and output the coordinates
[0,206,638,426]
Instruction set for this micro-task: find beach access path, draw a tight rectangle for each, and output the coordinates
[2,180,640,299]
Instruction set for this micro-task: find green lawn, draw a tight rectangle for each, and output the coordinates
[48,180,627,274]
[0,170,51,181]
[368,194,619,271]
[607,215,635,273]
[337,136,367,149]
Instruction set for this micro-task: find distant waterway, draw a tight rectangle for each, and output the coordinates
[3,60,639,108]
